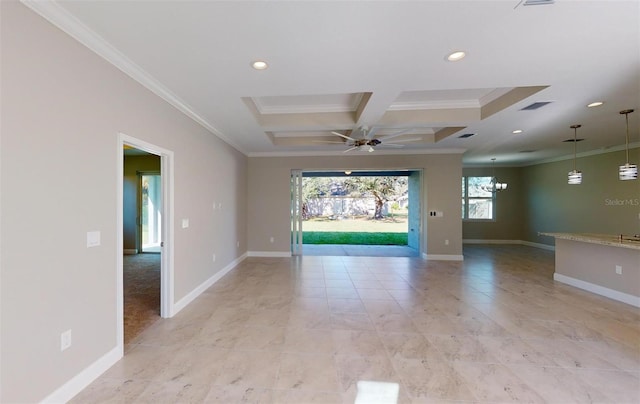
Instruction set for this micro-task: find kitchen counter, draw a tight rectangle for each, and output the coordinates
[541,232,640,307]
[540,232,640,251]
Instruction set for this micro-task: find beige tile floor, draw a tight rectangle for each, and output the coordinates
[71,245,640,403]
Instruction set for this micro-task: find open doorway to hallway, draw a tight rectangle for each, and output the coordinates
[119,133,174,351]
[291,169,422,257]
[123,148,161,344]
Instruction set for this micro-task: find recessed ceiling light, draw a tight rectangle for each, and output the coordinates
[446,51,466,62]
[251,60,268,70]
[587,101,604,108]
[512,129,523,134]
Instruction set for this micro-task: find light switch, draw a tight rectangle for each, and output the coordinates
[87,231,100,248]
[182,219,189,228]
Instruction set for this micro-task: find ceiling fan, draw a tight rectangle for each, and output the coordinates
[320,126,421,153]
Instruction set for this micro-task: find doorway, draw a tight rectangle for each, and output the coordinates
[118,133,174,350]
[291,169,422,257]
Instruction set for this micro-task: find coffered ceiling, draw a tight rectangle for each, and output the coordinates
[24,0,640,165]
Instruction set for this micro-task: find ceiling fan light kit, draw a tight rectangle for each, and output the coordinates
[329,127,420,153]
[618,109,637,181]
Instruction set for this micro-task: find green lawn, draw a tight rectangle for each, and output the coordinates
[302,231,407,245]
[302,215,408,245]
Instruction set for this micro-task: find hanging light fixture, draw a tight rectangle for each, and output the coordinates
[568,124,582,184]
[619,109,637,180]
[481,158,508,192]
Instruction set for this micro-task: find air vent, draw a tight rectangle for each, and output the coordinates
[520,101,552,111]
[458,133,476,139]
[563,138,585,143]
[519,150,537,153]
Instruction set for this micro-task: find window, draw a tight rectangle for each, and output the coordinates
[462,176,495,220]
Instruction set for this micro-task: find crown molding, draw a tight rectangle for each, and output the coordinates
[20,0,247,155]
[388,99,480,111]
[520,142,640,167]
[248,148,466,158]
[252,93,364,115]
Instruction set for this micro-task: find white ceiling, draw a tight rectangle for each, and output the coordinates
[25,0,640,166]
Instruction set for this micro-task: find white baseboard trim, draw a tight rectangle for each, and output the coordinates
[554,273,640,308]
[172,253,248,315]
[123,249,138,255]
[41,345,122,404]
[463,239,521,244]
[521,240,555,251]
[422,253,464,261]
[247,251,292,257]
[463,239,555,251]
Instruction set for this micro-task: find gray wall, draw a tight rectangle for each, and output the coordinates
[248,154,463,257]
[0,3,247,402]
[524,149,640,246]
[463,149,640,246]
[462,166,524,241]
[123,154,161,252]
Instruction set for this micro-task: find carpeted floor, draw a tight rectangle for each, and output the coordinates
[124,253,160,345]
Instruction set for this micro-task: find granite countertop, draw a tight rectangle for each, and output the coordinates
[539,232,640,251]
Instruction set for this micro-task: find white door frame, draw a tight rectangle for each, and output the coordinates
[117,133,174,350]
[290,169,304,256]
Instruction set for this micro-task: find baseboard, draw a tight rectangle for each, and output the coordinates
[172,253,248,315]
[41,345,122,403]
[422,253,464,261]
[123,249,138,255]
[521,240,555,251]
[247,251,292,257]
[554,273,640,308]
[463,239,555,251]
[463,239,521,245]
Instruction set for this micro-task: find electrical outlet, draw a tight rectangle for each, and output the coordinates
[270,236,274,243]
[615,265,622,275]
[61,329,72,351]
[445,239,449,245]
[236,241,240,248]
[213,254,216,262]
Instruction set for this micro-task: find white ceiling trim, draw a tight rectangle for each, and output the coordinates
[20,0,247,155]
[252,93,364,115]
[478,88,514,106]
[519,142,640,167]
[248,148,467,158]
[388,99,482,111]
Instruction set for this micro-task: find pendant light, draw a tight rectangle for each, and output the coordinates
[568,124,582,184]
[619,109,637,181]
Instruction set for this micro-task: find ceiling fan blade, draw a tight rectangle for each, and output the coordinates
[384,137,422,143]
[331,131,357,142]
[365,127,380,140]
[343,146,359,153]
[312,140,347,144]
[379,128,415,141]
[380,144,405,148]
